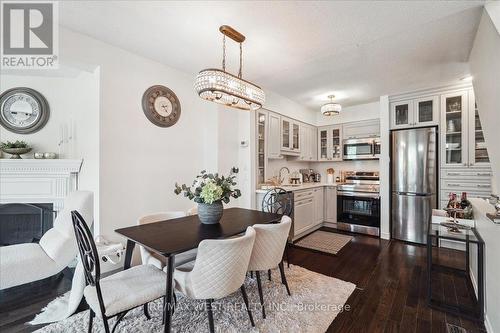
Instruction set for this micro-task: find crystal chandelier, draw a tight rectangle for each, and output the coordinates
[194,25,265,111]
[321,95,341,116]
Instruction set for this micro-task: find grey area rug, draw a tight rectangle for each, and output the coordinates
[295,231,353,255]
[36,265,355,333]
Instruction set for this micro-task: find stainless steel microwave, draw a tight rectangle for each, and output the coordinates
[343,137,380,160]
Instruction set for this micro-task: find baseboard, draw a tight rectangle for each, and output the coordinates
[380,231,390,240]
[469,263,493,333]
[322,222,337,229]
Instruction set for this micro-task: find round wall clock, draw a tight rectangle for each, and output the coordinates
[142,85,181,127]
[0,87,50,134]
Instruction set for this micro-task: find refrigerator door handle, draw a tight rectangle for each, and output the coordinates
[395,192,432,197]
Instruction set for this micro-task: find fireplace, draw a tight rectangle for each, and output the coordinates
[0,203,55,246]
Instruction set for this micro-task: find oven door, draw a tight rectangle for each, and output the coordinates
[343,138,376,160]
[337,192,380,229]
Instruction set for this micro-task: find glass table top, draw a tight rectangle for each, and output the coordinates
[428,222,482,243]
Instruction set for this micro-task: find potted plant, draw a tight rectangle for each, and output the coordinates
[1,140,32,159]
[174,167,242,224]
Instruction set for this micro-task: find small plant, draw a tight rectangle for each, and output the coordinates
[1,140,30,149]
[174,167,242,204]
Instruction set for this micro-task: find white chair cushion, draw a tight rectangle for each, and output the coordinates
[84,265,166,317]
[174,227,255,300]
[248,216,292,271]
[0,243,62,290]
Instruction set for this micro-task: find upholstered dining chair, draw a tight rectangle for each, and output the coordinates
[247,215,292,319]
[137,212,197,269]
[0,191,93,290]
[72,211,166,333]
[174,227,256,333]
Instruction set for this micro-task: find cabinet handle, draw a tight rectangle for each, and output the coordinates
[477,184,490,188]
[447,172,460,176]
[447,183,461,187]
[477,173,491,176]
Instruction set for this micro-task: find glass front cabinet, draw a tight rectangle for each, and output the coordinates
[390,96,439,129]
[317,125,342,161]
[281,117,300,153]
[440,89,489,168]
[256,110,267,186]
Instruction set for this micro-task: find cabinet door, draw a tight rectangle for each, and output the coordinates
[324,186,337,223]
[292,122,300,151]
[331,126,342,161]
[281,118,291,150]
[314,188,324,225]
[441,91,468,167]
[391,100,414,129]
[256,111,267,185]
[309,127,317,160]
[318,127,330,161]
[268,113,282,159]
[414,96,439,127]
[299,124,308,160]
[468,90,490,167]
[294,198,314,236]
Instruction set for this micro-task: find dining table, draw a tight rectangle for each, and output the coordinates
[115,207,282,333]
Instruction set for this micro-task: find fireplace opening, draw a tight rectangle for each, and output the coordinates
[0,203,55,246]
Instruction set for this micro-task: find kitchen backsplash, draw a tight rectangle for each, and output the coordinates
[311,160,380,182]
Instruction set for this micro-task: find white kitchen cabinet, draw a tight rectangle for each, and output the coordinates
[324,186,337,223]
[256,110,268,186]
[313,188,324,225]
[293,191,314,236]
[390,96,438,130]
[317,125,342,161]
[281,117,300,154]
[343,119,379,139]
[468,90,490,167]
[441,90,469,168]
[298,125,317,161]
[268,112,282,159]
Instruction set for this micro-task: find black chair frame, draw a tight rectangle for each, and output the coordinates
[71,210,152,333]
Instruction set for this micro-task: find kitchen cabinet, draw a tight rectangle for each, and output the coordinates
[468,90,490,167]
[324,186,337,223]
[293,190,315,236]
[268,112,282,159]
[299,125,317,161]
[281,117,300,154]
[317,125,342,161]
[256,110,267,186]
[343,119,380,139]
[390,96,438,130]
[313,188,324,225]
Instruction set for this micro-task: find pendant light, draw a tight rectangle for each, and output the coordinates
[321,95,341,116]
[194,25,265,111]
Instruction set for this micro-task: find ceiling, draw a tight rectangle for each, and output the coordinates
[59,1,485,110]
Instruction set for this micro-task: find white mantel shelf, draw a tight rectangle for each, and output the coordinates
[0,159,83,211]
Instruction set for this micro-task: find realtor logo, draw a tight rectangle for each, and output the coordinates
[1,1,59,69]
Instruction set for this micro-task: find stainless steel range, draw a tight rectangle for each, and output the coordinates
[336,171,380,236]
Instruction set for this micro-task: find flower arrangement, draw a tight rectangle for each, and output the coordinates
[174,167,242,205]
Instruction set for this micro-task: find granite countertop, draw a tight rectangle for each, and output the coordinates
[255,182,338,193]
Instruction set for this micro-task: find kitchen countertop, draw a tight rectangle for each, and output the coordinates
[255,182,338,193]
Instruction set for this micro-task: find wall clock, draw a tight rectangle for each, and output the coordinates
[142,85,181,127]
[0,87,50,134]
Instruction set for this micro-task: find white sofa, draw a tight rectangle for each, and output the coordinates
[0,191,93,290]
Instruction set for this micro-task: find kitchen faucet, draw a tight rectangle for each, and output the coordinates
[278,167,290,185]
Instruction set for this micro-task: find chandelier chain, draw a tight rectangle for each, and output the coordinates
[238,43,243,78]
[222,35,226,71]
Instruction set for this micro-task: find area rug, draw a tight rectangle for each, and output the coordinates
[294,231,353,255]
[36,265,355,333]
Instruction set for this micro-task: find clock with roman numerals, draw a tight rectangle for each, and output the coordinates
[0,87,50,134]
[142,85,181,127]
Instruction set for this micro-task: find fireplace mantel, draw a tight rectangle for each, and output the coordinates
[0,159,83,211]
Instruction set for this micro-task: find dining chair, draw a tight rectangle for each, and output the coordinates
[247,215,292,319]
[261,187,293,273]
[174,227,256,333]
[137,212,197,269]
[71,211,166,333]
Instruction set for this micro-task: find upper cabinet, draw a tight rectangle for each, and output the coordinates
[267,112,282,159]
[440,89,489,168]
[390,96,439,129]
[281,117,300,155]
[317,125,342,161]
[256,110,267,185]
[299,124,317,161]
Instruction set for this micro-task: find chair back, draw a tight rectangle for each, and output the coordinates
[190,227,256,299]
[262,188,293,217]
[71,210,100,287]
[138,211,186,225]
[248,216,292,271]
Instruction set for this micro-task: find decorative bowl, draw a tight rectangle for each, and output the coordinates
[1,147,32,159]
[43,152,57,159]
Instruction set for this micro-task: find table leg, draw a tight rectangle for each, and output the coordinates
[164,255,175,333]
[478,242,484,321]
[427,234,432,305]
[124,239,135,270]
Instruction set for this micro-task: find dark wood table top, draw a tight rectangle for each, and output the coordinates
[115,207,281,256]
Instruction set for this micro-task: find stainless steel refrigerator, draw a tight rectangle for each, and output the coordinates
[391,127,437,244]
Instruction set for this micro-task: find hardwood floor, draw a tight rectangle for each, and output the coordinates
[289,228,486,333]
[0,228,486,333]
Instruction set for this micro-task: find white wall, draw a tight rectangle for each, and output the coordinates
[0,69,100,229]
[468,4,500,332]
[469,3,500,194]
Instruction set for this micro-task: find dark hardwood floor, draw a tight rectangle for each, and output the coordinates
[0,228,486,332]
[289,228,486,333]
